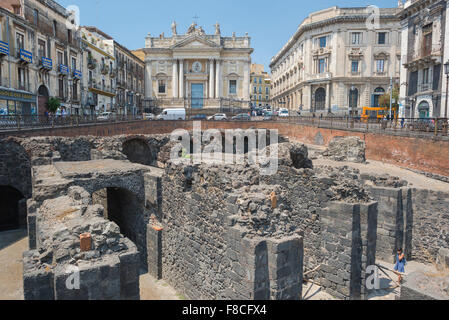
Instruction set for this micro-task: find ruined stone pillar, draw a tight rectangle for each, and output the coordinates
[320,201,378,300]
[147,225,163,280]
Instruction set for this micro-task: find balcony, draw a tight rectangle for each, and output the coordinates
[73,69,83,80]
[58,64,69,76]
[307,72,332,81]
[18,83,31,92]
[0,41,9,57]
[39,57,53,72]
[418,83,432,93]
[88,81,116,97]
[101,64,110,75]
[116,79,125,88]
[17,49,33,65]
[87,58,97,70]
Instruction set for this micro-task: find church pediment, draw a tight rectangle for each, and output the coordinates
[171,36,220,50]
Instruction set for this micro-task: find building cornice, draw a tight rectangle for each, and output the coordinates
[270,8,400,68]
[83,40,115,60]
[397,0,446,19]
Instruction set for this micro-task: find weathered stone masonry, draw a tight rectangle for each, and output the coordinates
[0,133,448,300]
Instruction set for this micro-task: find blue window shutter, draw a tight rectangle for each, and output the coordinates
[371,94,375,108]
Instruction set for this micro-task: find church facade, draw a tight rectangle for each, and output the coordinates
[143,22,253,110]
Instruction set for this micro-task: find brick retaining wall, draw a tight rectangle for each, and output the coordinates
[2,120,449,177]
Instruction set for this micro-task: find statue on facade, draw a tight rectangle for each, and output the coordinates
[171,21,177,35]
[198,26,205,35]
[214,22,221,35]
[187,22,197,34]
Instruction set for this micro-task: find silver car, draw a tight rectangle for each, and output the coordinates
[207,113,228,121]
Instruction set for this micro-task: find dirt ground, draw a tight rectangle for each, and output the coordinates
[0,230,182,300]
[0,229,27,300]
[139,273,181,300]
[0,230,442,301]
[307,144,449,192]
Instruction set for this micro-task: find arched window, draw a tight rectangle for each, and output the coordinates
[373,87,385,108]
[349,88,359,113]
[315,87,326,111]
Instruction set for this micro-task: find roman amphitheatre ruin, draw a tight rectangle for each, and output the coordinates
[0,120,448,300]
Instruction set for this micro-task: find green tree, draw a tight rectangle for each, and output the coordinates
[46,97,60,113]
[379,85,399,110]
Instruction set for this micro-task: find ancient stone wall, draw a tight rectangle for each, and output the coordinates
[319,202,377,300]
[409,189,449,263]
[23,186,140,300]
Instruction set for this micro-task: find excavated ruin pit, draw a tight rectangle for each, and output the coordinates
[0,133,448,300]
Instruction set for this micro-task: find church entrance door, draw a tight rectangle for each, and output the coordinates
[191,83,204,109]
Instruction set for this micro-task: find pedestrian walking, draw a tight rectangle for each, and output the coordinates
[394,248,406,284]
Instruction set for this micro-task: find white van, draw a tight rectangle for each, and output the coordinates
[156,108,186,121]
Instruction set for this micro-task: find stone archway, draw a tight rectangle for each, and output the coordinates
[122,138,156,166]
[92,187,148,269]
[0,186,24,231]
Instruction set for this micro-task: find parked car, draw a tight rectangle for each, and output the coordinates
[156,108,186,121]
[207,113,228,121]
[143,113,156,120]
[232,113,251,121]
[97,112,116,121]
[190,114,207,121]
[263,112,275,121]
[278,108,289,118]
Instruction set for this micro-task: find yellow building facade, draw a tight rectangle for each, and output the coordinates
[250,64,271,107]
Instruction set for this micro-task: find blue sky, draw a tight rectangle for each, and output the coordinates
[59,0,397,72]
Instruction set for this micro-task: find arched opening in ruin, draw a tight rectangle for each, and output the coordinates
[0,186,24,232]
[92,187,148,270]
[122,138,156,166]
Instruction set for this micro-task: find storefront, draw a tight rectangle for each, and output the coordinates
[0,88,37,116]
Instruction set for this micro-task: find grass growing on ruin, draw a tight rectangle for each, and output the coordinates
[176,293,186,300]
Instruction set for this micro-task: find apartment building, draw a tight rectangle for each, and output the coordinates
[270,6,401,116]
[250,64,271,107]
[80,26,116,115]
[115,42,144,115]
[398,0,449,119]
[0,0,82,116]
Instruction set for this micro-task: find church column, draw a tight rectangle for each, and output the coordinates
[172,59,178,99]
[179,59,184,99]
[145,60,153,99]
[243,60,250,101]
[209,59,215,99]
[215,59,221,99]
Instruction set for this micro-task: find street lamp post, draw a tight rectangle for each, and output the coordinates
[444,61,449,119]
[389,77,393,120]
